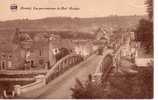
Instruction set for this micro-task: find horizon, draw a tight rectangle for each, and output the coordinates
[0,0,146,21]
[0,14,146,22]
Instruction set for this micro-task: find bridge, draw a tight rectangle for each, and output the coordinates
[13,48,113,99]
[1,26,148,99]
[5,29,133,99]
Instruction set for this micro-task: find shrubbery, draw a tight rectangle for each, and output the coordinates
[71,67,153,99]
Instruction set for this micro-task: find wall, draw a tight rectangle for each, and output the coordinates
[14,75,45,95]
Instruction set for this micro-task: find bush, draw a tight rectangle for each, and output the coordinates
[71,74,107,99]
[135,18,153,54]
[71,67,153,99]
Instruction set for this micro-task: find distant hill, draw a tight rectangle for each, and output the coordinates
[0,16,145,32]
[0,15,145,41]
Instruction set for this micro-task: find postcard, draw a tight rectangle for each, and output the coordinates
[0,0,153,99]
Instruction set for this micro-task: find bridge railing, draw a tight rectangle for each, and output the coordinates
[45,53,83,84]
[84,49,98,59]
[13,75,45,96]
[93,49,113,82]
[0,70,48,75]
[13,51,97,96]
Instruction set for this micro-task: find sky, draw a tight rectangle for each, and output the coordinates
[0,0,147,21]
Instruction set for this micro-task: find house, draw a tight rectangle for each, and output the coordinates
[14,30,63,69]
[74,40,94,57]
[0,29,50,70]
[0,28,94,70]
[0,42,13,70]
[96,25,113,43]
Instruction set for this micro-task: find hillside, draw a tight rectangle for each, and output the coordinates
[0,15,145,41]
[0,16,145,32]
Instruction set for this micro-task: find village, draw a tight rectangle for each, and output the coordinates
[0,25,141,71]
[0,0,154,99]
[0,28,95,71]
[0,24,152,98]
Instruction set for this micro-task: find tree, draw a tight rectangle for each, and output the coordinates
[135,0,153,54]
[12,28,20,44]
[145,0,153,20]
[135,19,153,42]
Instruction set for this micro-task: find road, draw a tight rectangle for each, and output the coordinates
[17,54,103,99]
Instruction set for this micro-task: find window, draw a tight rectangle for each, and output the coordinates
[55,49,57,53]
[2,55,6,58]
[8,55,12,59]
[40,49,42,56]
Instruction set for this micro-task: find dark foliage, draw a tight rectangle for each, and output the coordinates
[145,0,153,20]
[71,75,107,99]
[71,67,153,99]
[135,0,153,54]
[135,19,153,41]
[55,48,70,61]
[135,18,153,53]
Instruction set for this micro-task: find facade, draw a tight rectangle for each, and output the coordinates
[0,45,13,70]
[0,29,97,70]
[0,30,50,70]
[74,40,94,57]
[96,25,113,43]
[96,27,109,41]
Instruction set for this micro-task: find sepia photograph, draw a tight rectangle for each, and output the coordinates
[0,0,153,99]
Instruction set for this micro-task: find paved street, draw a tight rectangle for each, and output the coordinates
[17,54,103,99]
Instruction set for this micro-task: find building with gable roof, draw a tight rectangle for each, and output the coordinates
[0,28,74,70]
